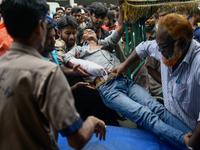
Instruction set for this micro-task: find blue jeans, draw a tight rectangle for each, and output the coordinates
[97,76,191,148]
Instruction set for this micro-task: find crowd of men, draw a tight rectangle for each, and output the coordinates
[0,0,200,149]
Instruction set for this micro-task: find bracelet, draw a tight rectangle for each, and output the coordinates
[186,140,194,150]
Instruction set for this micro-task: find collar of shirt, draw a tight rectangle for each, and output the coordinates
[193,25,200,32]
[9,41,43,59]
[182,40,197,65]
[147,30,156,41]
[43,50,60,66]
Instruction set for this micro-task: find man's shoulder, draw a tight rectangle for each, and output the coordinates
[55,39,66,47]
[101,27,109,35]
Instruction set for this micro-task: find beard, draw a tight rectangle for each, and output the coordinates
[162,46,182,66]
[67,42,75,48]
[146,23,155,33]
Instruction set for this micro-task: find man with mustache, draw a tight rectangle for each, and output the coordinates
[55,16,78,64]
[114,13,200,149]
[145,14,163,98]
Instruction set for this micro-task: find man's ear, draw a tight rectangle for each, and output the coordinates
[178,37,187,50]
[35,20,43,35]
[57,29,61,37]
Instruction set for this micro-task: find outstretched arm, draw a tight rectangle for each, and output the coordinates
[67,116,106,149]
[116,0,125,35]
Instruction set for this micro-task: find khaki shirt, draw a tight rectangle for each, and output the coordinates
[0,42,81,150]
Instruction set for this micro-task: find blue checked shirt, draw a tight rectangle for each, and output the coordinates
[136,39,200,130]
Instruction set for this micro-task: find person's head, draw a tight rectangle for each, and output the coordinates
[47,4,50,16]
[71,7,81,24]
[76,26,97,45]
[90,2,107,29]
[80,9,86,23]
[53,13,60,22]
[78,5,84,9]
[65,4,72,16]
[110,5,119,17]
[116,12,119,20]
[57,16,78,48]
[189,7,200,24]
[43,20,56,53]
[157,13,193,66]
[145,13,158,33]
[104,10,117,27]
[1,0,48,50]
[56,7,64,18]
[73,3,77,8]
[122,24,134,42]
[83,8,88,21]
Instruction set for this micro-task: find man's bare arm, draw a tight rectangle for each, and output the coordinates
[184,122,200,149]
[113,50,140,79]
[66,116,106,149]
[146,66,162,84]
[116,0,125,35]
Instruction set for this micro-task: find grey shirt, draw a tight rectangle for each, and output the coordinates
[64,30,122,70]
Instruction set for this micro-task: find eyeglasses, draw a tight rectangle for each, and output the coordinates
[157,39,179,52]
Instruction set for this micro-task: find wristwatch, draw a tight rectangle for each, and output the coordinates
[186,141,194,150]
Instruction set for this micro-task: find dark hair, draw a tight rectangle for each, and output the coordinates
[110,6,119,12]
[83,8,88,14]
[190,7,200,16]
[53,13,60,19]
[56,7,64,13]
[65,4,72,10]
[89,2,107,18]
[154,13,159,20]
[116,12,119,19]
[1,0,48,39]
[76,25,97,45]
[46,19,56,29]
[71,7,81,15]
[57,16,78,30]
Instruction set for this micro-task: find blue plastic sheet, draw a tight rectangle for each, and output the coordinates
[58,125,185,150]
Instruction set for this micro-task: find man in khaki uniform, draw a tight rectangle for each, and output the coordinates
[0,0,106,150]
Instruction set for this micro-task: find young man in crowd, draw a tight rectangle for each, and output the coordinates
[102,10,118,34]
[56,7,65,18]
[188,7,200,42]
[110,5,119,18]
[144,13,163,98]
[71,7,82,28]
[64,1,193,147]
[55,16,78,64]
[65,4,72,16]
[53,13,61,22]
[0,0,106,149]
[89,2,109,40]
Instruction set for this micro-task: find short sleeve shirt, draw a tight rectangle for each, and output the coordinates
[0,42,82,150]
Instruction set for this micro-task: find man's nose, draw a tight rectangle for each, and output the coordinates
[52,36,56,44]
[69,34,75,39]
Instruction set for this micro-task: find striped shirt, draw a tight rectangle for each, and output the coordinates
[136,39,200,130]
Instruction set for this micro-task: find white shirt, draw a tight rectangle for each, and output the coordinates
[136,39,200,130]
